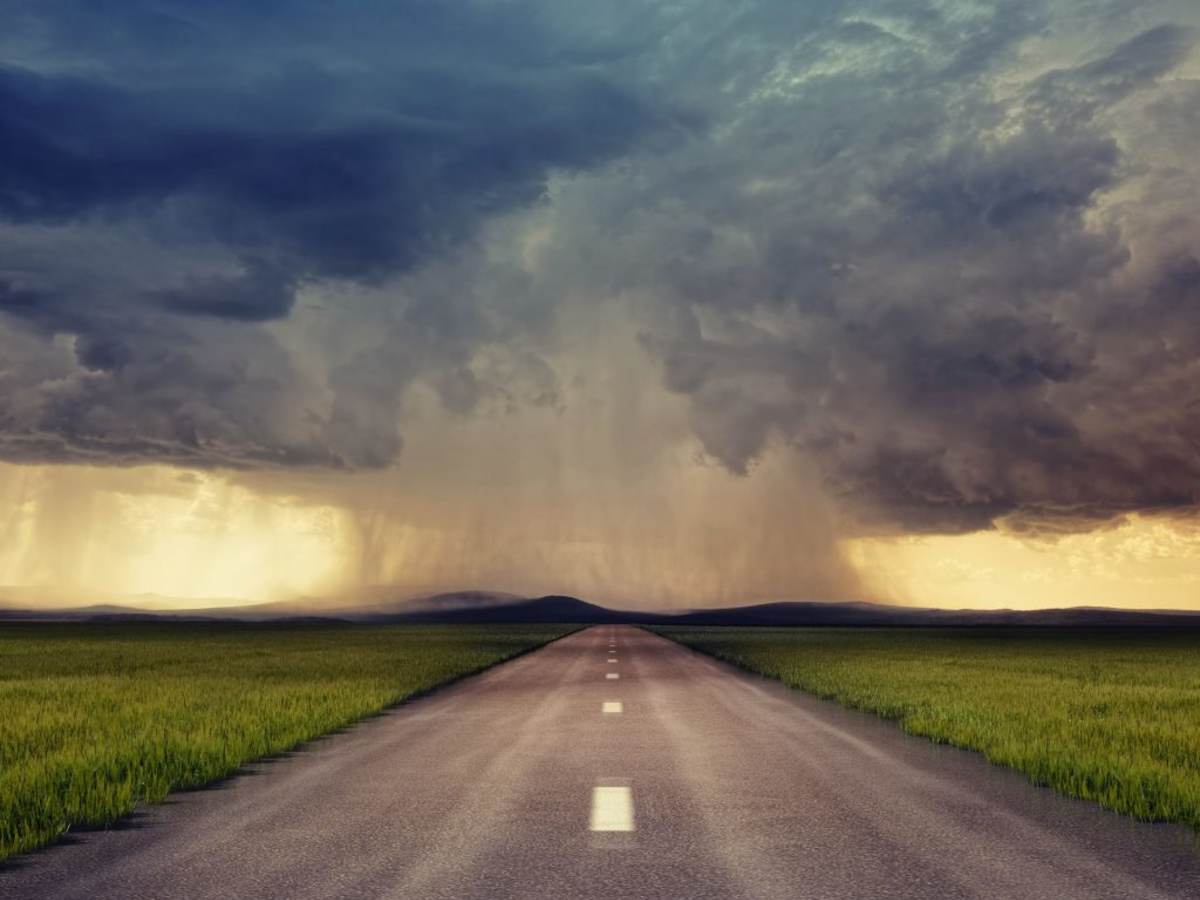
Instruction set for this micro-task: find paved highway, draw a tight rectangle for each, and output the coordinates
[4,626,1199,899]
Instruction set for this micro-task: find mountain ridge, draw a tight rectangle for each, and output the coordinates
[3,591,1200,628]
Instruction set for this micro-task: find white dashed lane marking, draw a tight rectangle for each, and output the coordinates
[589,786,635,832]
[606,673,619,680]
[602,701,623,714]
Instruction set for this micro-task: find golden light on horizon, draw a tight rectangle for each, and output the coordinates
[848,515,1200,611]
[0,464,347,606]
[5,456,1200,612]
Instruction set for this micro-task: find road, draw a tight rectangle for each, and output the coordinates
[4,626,1199,899]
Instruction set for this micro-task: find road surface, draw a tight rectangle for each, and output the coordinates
[4,626,1199,899]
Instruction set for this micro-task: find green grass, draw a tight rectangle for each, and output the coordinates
[0,621,573,861]
[655,626,1200,829]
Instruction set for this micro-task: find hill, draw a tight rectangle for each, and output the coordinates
[3,592,1199,628]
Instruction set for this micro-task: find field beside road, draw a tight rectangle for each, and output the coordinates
[0,622,573,861]
[655,626,1200,830]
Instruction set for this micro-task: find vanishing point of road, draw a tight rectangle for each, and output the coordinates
[4,626,1199,899]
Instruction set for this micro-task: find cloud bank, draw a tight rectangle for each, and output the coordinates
[2,0,1200,553]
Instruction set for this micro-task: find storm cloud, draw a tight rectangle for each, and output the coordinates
[573,3,1200,535]
[2,0,1200,539]
[0,0,672,466]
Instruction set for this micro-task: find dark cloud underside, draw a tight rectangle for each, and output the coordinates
[1,0,1199,537]
[0,0,671,467]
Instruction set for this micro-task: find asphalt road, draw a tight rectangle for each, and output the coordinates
[5,626,1199,899]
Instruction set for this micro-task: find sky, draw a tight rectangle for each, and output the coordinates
[2,0,1200,610]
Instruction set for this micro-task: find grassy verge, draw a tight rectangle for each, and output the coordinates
[0,621,573,861]
[654,626,1200,829]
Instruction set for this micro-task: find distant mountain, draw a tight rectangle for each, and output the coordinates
[0,589,527,622]
[2,591,1199,628]
[0,587,244,612]
[0,590,609,624]
[350,590,526,617]
[361,594,618,624]
[646,600,1200,628]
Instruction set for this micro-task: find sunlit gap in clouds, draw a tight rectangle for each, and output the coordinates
[0,415,858,609]
[0,464,347,606]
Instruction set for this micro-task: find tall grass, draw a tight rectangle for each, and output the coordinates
[0,622,571,861]
[656,626,1200,829]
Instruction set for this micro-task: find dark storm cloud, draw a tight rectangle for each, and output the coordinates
[0,29,658,300]
[605,5,1200,535]
[1027,23,1195,122]
[153,265,297,322]
[2,0,1200,540]
[0,0,672,466]
[0,272,337,467]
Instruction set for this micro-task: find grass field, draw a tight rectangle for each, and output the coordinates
[0,622,573,861]
[656,626,1200,830]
